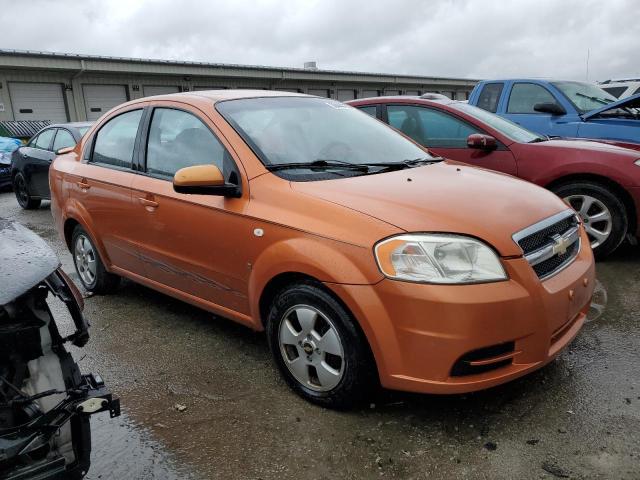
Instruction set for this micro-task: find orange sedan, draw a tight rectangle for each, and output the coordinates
[50,91,595,408]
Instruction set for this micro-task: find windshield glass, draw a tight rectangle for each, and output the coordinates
[451,102,543,143]
[216,97,432,177]
[552,81,618,113]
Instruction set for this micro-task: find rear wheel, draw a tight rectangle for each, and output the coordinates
[71,225,120,294]
[552,181,627,259]
[266,281,376,409]
[13,173,41,209]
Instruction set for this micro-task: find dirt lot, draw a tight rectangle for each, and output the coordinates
[1,191,638,480]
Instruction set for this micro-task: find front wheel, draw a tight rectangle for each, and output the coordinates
[13,173,41,209]
[552,181,628,259]
[71,225,120,294]
[266,282,376,409]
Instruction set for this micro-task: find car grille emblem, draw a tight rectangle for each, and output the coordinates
[551,234,569,256]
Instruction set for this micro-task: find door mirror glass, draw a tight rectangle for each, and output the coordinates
[467,133,497,150]
[533,102,567,115]
[173,164,240,197]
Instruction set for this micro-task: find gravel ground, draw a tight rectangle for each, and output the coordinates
[1,191,638,480]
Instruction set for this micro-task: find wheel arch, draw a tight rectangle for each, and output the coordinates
[61,206,112,269]
[546,173,637,236]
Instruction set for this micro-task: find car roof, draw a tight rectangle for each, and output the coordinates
[142,89,311,104]
[45,121,94,130]
[348,95,457,107]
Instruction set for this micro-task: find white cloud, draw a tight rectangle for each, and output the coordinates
[0,0,637,81]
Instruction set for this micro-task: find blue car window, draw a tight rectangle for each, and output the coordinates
[507,83,557,114]
[476,83,504,113]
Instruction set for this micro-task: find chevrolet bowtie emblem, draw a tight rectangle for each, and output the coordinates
[551,234,569,256]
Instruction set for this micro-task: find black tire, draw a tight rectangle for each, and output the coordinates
[71,225,120,294]
[13,173,41,210]
[266,281,377,409]
[552,181,628,259]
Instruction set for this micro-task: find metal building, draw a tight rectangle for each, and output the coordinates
[0,49,478,123]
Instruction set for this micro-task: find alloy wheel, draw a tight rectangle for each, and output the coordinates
[564,194,612,248]
[74,234,97,287]
[278,305,345,392]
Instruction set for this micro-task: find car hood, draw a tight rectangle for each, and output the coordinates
[291,161,569,256]
[582,92,640,120]
[0,218,59,305]
[530,138,640,157]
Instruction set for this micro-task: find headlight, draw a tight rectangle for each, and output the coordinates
[374,234,507,284]
[635,159,640,167]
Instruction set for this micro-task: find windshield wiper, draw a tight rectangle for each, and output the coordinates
[575,92,612,106]
[358,157,444,172]
[265,160,370,172]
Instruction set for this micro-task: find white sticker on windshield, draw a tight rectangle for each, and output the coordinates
[324,100,350,110]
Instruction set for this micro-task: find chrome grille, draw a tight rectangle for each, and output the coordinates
[513,211,580,280]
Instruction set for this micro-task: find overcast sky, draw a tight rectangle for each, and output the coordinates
[1,0,637,81]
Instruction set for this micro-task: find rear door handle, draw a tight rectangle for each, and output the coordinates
[138,197,159,209]
[77,180,90,190]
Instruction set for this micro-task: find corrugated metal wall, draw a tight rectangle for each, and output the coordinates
[0,67,475,122]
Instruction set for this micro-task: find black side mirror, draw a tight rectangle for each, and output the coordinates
[533,102,566,115]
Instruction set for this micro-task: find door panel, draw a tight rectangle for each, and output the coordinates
[67,108,145,274]
[131,106,251,314]
[25,129,56,197]
[131,176,251,314]
[502,82,579,137]
[386,104,518,176]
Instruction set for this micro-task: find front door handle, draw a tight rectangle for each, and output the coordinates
[77,180,90,190]
[138,197,159,210]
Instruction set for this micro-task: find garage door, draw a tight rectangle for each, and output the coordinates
[9,82,68,122]
[83,85,128,121]
[308,89,330,98]
[143,85,180,97]
[337,90,356,101]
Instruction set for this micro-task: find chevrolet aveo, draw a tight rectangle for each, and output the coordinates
[50,90,595,408]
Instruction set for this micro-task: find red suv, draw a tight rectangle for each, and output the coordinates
[348,96,640,258]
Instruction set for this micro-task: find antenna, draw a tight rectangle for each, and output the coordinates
[586,48,590,81]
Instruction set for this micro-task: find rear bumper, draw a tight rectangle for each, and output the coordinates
[326,228,595,395]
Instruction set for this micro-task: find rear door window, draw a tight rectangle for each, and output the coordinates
[145,108,231,179]
[476,83,504,112]
[602,86,627,98]
[53,129,76,151]
[33,129,55,150]
[92,109,143,168]
[507,83,557,113]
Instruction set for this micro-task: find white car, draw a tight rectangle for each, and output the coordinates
[599,79,640,99]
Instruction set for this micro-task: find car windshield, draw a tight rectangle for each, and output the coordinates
[216,97,433,178]
[552,81,618,113]
[451,102,544,143]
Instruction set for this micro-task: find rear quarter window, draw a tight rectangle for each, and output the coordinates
[476,83,504,113]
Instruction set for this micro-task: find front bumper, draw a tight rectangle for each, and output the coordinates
[327,228,595,395]
[0,165,11,189]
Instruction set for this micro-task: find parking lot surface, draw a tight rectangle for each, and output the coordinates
[1,191,638,479]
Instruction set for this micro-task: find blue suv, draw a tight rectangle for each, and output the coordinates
[468,79,640,145]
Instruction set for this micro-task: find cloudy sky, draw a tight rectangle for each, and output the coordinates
[1,0,637,80]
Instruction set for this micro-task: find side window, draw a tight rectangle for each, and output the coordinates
[146,108,229,179]
[507,83,557,114]
[33,129,56,150]
[387,105,480,148]
[357,106,377,118]
[92,109,143,168]
[601,86,626,98]
[476,83,504,113]
[53,129,76,151]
